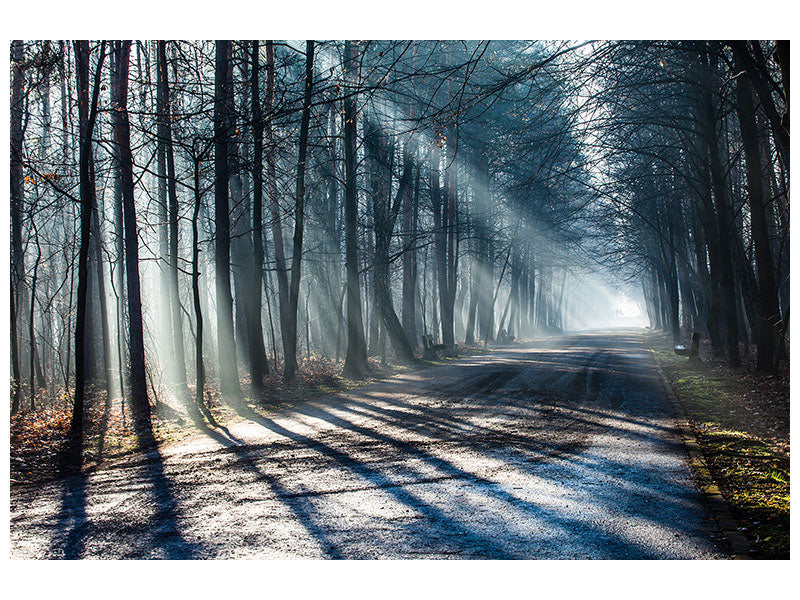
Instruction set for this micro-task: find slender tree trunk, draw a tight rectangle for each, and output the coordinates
[342,41,369,378]
[29,222,42,408]
[214,40,241,397]
[248,40,269,387]
[90,187,113,401]
[113,40,152,434]
[728,41,789,169]
[265,41,291,375]
[475,143,493,343]
[10,40,25,413]
[366,120,417,364]
[108,47,127,406]
[442,127,457,347]
[153,43,173,379]
[402,161,419,347]
[430,140,448,344]
[192,152,206,409]
[734,53,781,370]
[69,40,106,460]
[699,53,740,367]
[284,40,315,382]
[157,40,188,389]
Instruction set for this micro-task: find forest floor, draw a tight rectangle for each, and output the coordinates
[11,330,730,559]
[10,355,448,484]
[649,332,790,559]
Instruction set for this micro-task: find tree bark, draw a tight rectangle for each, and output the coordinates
[366,120,417,364]
[342,41,369,378]
[248,40,269,387]
[157,40,188,389]
[214,40,241,397]
[284,40,315,382]
[192,151,206,409]
[734,52,781,370]
[728,41,789,170]
[10,40,25,413]
[402,160,419,347]
[69,40,106,459]
[265,41,291,378]
[113,40,153,434]
[699,50,740,367]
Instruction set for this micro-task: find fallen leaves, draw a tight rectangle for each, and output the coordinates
[651,332,790,559]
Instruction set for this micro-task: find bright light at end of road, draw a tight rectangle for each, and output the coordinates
[611,295,647,327]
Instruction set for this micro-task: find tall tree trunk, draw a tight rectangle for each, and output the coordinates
[154,42,173,377]
[108,47,128,406]
[728,41,789,170]
[475,142,493,343]
[401,150,419,348]
[442,126,458,347]
[430,138,449,345]
[90,186,113,401]
[699,52,740,367]
[157,40,188,389]
[734,52,781,370]
[192,152,206,409]
[342,41,369,378]
[29,222,42,408]
[113,40,153,434]
[696,160,725,355]
[214,40,241,397]
[265,41,291,376]
[69,40,106,460]
[284,40,315,382]
[248,40,269,388]
[10,40,25,413]
[366,120,417,364]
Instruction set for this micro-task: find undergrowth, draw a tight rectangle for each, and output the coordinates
[650,333,789,559]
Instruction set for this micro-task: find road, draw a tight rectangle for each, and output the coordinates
[10,330,728,559]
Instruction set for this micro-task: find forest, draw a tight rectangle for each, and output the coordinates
[9,39,790,561]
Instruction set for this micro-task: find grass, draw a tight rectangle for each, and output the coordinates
[650,333,789,559]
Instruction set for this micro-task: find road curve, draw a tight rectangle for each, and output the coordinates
[10,330,728,559]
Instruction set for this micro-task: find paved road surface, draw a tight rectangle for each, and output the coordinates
[10,330,728,559]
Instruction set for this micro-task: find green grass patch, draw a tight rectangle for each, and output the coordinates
[649,334,789,559]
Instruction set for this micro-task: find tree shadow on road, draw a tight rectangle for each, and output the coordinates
[130,431,206,559]
[45,427,204,559]
[227,401,519,558]
[291,398,723,558]
[48,472,89,559]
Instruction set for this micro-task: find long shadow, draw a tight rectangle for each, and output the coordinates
[48,425,90,558]
[125,429,205,559]
[229,402,519,558]
[337,360,693,473]
[334,396,583,457]
[235,398,706,558]
[46,431,202,558]
[342,383,678,456]
[231,447,347,559]
[191,400,345,558]
[167,330,718,558]
[337,393,685,474]
[289,400,719,557]
[48,472,89,559]
[341,395,504,440]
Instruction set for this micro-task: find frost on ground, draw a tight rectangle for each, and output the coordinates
[10,330,727,559]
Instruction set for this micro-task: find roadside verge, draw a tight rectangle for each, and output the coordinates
[648,333,789,559]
